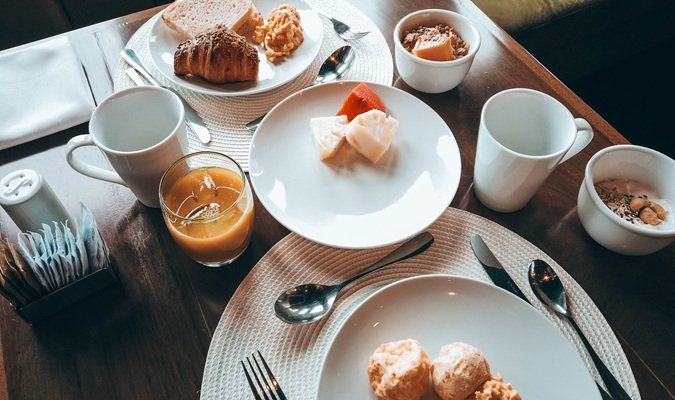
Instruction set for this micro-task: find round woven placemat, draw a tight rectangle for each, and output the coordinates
[113,0,394,171]
[200,207,640,399]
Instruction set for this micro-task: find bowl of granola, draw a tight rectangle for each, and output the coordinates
[393,9,480,93]
[577,145,675,255]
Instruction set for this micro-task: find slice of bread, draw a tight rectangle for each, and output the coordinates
[237,8,263,40]
[162,0,262,39]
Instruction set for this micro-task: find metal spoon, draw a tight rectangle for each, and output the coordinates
[310,45,355,85]
[528,259,632,400]
[274,231,434,324]
[245,45,355,132]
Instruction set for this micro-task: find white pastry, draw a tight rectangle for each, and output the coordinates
[474,374,522,400]
[431,342,491,400]
[368,338,430,400]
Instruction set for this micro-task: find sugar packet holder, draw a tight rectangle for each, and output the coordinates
[0,203,117,324]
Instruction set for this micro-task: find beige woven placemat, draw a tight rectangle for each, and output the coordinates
[200,207,639,400]
[113,0,393,171]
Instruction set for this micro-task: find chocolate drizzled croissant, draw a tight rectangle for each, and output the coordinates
[174,24,259,83]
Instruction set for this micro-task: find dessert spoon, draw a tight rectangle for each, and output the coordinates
[246,45,355,132]
[528,259,631,400]
[274,231,434,324]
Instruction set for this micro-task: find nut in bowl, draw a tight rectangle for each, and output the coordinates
[577,145,675,255]
[394,9,480,93]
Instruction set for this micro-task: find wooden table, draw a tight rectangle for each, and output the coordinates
[0,1,673,399]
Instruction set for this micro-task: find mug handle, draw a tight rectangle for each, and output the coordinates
[559,118,594,164]
[66,135,126,185]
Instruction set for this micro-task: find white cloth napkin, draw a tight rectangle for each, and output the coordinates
[0,37,95,150]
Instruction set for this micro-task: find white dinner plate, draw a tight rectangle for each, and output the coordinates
[317,274,600,399]
[147,0,323,96]
[248,81,462,249]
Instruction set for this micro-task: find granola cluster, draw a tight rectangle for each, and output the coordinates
[401,24,469,60]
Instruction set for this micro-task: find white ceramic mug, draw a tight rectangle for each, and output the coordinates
[473,88,594,212]
[66,86,188,208]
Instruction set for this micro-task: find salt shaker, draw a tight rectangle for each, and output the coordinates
[0,169,72,232]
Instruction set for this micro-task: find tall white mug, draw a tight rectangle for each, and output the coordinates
[66,86,188,208]
[473,88,593,212]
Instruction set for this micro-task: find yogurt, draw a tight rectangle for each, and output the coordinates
[594,178,673,229]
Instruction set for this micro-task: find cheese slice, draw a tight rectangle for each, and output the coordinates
[310,115,348,160]
[344,109,398,163]
[412,36,455,61]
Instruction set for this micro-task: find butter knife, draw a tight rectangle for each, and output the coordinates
[470,233,615,400]
[470,234,530,303]
[120,48,211,144]
[125,67,145,87]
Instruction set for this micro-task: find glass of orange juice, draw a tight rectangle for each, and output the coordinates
[159,151,255,267]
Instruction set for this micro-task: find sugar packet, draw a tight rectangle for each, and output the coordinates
[0,203,110,306]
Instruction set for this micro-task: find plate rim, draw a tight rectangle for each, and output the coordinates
[248,80,462,249]
[146,0,324,97]
[315,273,600,399]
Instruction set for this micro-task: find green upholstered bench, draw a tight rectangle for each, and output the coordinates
[473,0,675,81]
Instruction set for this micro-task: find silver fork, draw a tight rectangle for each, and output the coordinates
[241,351,287,400]
[320,12,370,40]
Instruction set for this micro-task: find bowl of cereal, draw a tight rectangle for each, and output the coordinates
[393,9,480,93]
[577,145,675,255]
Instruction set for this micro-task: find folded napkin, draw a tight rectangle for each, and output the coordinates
[0,36,95,150]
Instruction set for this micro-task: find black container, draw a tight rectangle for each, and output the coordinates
[13,264,117,324]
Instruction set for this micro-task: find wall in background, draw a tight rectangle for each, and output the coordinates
[568,39,675,159]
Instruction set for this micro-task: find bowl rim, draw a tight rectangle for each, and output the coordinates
[583,144,675,237]
[393,8,481,67]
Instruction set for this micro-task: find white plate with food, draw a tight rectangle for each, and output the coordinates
[248,81,462,249]
[147,0,323,96]
[317,274,600,399]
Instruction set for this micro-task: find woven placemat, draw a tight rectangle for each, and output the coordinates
[113,0,394,171]
[200,207,640,399]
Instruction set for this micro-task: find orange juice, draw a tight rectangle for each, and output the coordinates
[162,166,254,266]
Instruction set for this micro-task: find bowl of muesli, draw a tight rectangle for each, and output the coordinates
[393,9,480,93]
[577,145,675,255]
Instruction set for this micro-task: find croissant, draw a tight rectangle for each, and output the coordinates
[174,24,259,83]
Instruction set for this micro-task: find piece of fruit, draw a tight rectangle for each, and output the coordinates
[344,109,398,163]
[310,115,348,160]
[413,35,455,61]
[337,83,387,121]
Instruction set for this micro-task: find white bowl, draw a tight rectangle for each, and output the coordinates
[393,9,481,93]
[577,145,675,255]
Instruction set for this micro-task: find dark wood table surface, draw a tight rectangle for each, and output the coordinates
[0,1,673,399]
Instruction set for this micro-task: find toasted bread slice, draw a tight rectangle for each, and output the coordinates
[237,8,263,40]
[162,0,262,39]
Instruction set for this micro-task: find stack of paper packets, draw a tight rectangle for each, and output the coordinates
[0,203,115,323]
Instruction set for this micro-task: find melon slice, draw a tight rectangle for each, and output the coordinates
[413,36,455,61]
[310,115,348,160]
[337,83,387,121]
[344,109,398,163]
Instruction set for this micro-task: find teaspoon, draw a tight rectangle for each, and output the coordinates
[246,45,355,132]
[310,44,355,85]
[274,231,434,324]
[528,259,632,400]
